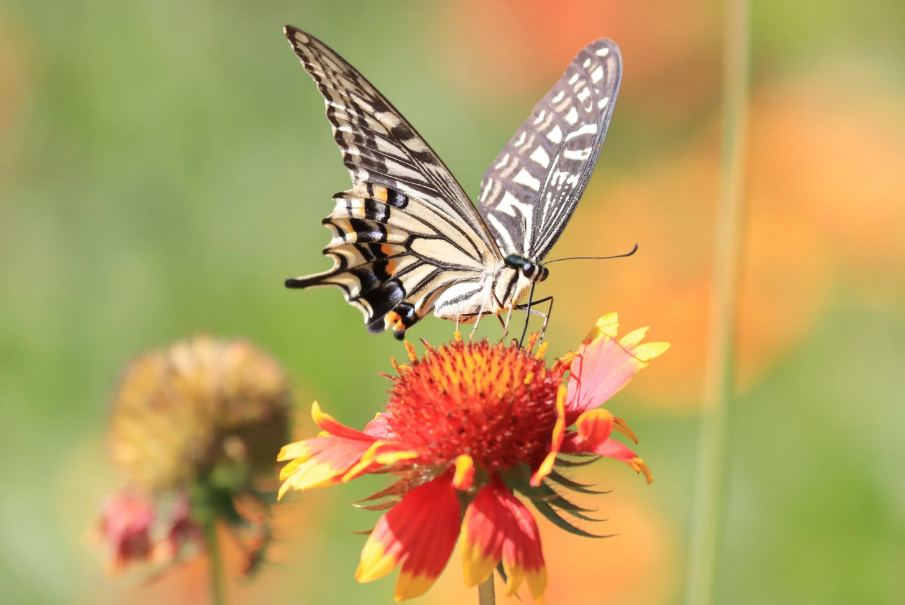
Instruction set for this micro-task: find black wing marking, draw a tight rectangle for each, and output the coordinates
[284,26,500,260]
[477,39,622,260]
[286,183,486,338]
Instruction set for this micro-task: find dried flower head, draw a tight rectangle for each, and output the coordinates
[278,313,669,601]
[109,336,291,494]
[95,336,291,577]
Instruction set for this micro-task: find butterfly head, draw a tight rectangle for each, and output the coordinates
[504,255,549,283]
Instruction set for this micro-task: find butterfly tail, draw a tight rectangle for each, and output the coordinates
[286,184,438,339]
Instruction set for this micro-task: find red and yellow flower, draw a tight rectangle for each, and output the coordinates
[278,313,668,602]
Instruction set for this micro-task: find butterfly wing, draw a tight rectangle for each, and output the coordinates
[283,26,500,338]
[477,39,622,261]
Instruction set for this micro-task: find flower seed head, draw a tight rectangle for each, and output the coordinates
[108,336,291,494]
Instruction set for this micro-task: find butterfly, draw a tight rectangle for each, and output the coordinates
[283,25,623,340]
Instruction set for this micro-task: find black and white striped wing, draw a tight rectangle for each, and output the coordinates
[477,39,622,260]
[282,26,500,338]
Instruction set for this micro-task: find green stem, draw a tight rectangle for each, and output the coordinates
[203,518,227,605]
[685,0,750,604]
[478,575,496,605]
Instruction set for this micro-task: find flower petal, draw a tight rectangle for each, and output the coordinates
[618,326,649,350]
[460,479,546,601]
[613,416,639,444]
[530,385,567,487]
[366,441,420,466]
[339,441,420,484]
[96,491,156,572]
[460,486,505,587]
[277,435,375,499]
[363,412,393,439]
[310,401,374,441]
[355,474,461,601]
[593,439,653,484]
[565,314,669,421]
[575,409,614,448]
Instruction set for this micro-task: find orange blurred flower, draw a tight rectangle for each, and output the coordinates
[278,315,668,601]
[432,0,720,117]
[555,64,905,409]
[0,9,28,140]
[555,152,832,407]
[747,67,905,301]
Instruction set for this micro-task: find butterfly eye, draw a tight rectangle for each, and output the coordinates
[521,263,534,278]
[540,267,549,282]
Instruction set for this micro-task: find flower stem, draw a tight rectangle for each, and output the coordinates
[203,518,227,605]
[685,0,750,604]
[478,575,496,605]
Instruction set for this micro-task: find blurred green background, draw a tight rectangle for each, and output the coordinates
[1,0,904,603]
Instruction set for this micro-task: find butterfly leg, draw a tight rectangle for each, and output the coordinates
[516,296,555,345]
[538,296,554,343]
[491,290,509,338]
[470,311,485,342]
[504,306,514,336]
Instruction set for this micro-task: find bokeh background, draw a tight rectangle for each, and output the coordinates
[2,0,904,603]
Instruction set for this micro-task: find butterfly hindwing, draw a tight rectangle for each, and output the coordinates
[286,182,489,335]
[477,39,622,260]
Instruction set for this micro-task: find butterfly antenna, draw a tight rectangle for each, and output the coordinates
[544,242,639,264]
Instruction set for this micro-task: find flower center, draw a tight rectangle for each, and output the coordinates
[384,340,565,473]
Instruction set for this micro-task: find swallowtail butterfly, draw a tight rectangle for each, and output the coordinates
[283,25,622,340]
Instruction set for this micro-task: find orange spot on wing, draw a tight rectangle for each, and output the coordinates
[376,186,389,201]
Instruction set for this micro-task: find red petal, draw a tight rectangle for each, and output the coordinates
[460,479,546,601]
[575,409,615,448]
[97,491,156,572]
[363,412,393,439]
[310,401,375,441]
[278,435,375,499]
[593,439,654,484]
[565,315,667,423]
[560,432,653,484]
[355,474,461,600]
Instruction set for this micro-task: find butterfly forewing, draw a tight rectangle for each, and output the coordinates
[284,26,498,255]
[477,39,622,260]
[283,27,501,336]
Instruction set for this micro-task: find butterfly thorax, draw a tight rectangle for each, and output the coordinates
[432,256,546,324]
